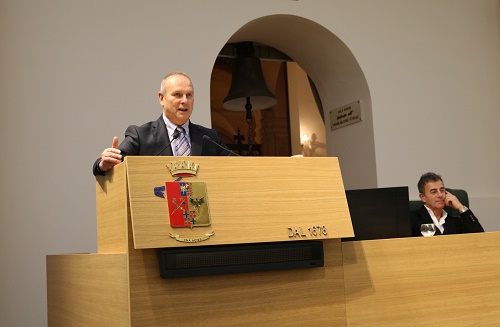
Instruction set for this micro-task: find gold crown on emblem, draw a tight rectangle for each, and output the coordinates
[166,160,199,177]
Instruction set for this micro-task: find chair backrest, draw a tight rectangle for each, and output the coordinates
[409,188,469,217]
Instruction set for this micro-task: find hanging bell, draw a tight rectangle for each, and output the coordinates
[223,42,277,112]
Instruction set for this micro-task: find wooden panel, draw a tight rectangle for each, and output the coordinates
[342,232,500,326]
[127,239,347,327]
[46,253,130,327]
[96,162,129,253]
[125,156,353,249]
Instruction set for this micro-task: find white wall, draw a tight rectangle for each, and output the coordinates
[1,1,498,326]
[358,1,500,230]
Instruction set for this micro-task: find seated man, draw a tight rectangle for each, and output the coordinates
[411,172,484,236]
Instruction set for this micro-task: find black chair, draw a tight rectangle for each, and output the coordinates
[409,188,469,217]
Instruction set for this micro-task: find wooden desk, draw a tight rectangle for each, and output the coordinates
[342,232,500,326]
[48,232,500,326]
[47,157,500,326]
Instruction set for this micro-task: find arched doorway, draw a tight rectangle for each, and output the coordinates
[210,14,377,189]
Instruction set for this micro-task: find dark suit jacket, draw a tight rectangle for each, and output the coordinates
[93,116,231,176]
[410,205,484,236]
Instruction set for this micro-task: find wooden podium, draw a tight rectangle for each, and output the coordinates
[47,157,354,326]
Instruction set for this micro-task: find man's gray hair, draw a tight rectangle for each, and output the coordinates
[417,172,443,194]
[159,72,193,95]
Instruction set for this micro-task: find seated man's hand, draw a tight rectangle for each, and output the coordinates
[99,137,122,172]
[445,191,465,212]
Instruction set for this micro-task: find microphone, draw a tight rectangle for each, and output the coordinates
[202,135,240,156]
[156,129,180,156]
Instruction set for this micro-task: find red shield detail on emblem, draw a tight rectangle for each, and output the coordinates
[165,181,210,228]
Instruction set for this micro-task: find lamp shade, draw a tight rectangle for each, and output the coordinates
[223,42,277,111]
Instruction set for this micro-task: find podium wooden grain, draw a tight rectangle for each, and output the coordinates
[47,157,353,326]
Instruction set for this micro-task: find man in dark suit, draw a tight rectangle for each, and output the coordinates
[410,172,484,236]
[93,72,231,176]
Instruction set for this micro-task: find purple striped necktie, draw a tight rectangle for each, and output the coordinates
[175,126,191,156]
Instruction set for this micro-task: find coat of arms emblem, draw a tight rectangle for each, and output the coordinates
[165,181,211,228]
[154,160,214,242]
